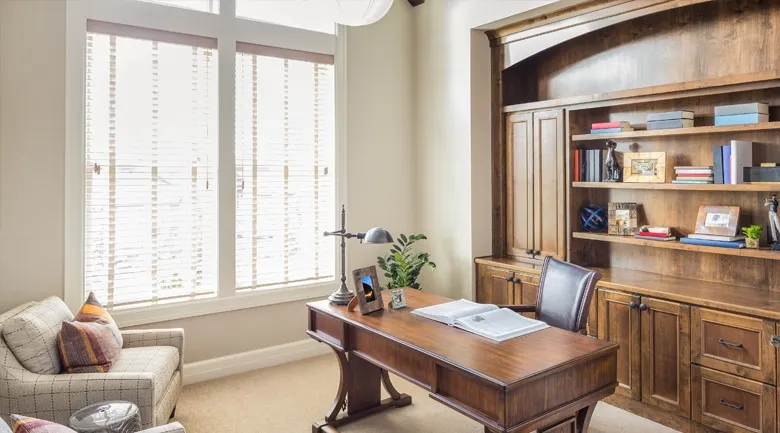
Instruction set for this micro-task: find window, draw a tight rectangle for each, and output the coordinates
[235,44,335,291]
[236,0,337,34]
[67,0,340,319]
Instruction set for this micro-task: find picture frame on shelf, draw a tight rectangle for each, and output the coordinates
[352,266,384,314]
[608,202,639,236]
[694,205,740,237]
[623,152,666,183]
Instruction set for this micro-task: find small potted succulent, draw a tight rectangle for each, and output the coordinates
[742,224,762,249]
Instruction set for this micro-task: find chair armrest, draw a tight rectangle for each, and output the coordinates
[140,422,186,433]
[121,329,184,370]
[497,305,537,313]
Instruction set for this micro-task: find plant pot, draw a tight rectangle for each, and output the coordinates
[746,238,760,249]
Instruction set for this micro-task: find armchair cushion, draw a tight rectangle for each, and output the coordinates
[58,293,122,373]
[2,298,73,375]
[110,347,179,405]
[8,415,74,433]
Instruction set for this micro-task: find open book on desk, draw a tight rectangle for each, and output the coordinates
[411,299,549,342]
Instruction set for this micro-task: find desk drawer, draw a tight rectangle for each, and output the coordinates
[691,307,775,384]
[692,366,775,433]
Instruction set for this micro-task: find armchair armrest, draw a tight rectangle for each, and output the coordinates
[497,305,537,314]
[140,422,186,433]
[121,329,184,370]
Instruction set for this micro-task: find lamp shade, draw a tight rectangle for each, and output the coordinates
[363,227,393,244]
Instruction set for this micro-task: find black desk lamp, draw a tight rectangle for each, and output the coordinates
[324,205,393,305]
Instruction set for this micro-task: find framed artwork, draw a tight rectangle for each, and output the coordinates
[352,266,384,314]
[608,202,639,236]
[695,205,740,237]
[389,289,407,310]
[623,152,666,183]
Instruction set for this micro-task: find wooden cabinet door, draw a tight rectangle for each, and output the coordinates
[598,289,641,400]
[640,297,691,419]
[505,112,534,259]
[532,109,566,260]
[511,271,539,319]
[476,265,513,305]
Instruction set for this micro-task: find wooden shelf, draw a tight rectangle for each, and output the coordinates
[571,121,780,141]
[571,182,779,191]
[572,231,780,260]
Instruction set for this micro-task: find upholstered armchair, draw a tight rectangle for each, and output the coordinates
[0,300,184,429]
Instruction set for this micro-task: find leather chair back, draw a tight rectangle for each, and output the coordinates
[535,257,601,333]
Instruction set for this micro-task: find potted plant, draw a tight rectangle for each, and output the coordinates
[742,224,762,249]
[377,234,436,290]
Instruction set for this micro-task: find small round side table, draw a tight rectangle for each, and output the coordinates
[69,401,142,433]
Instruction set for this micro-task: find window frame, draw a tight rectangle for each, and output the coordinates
[64,0,347,327]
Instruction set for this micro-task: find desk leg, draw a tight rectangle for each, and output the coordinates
[312,349,412,433]
[484,403,597,433]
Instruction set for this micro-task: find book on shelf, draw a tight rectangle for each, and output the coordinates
[714,102,769,116]
[636,231,671,237]
[761,163,778,167]
[591,121,631,130]
[590,127,634,134]
[730,140,753,184]
[687,233,746,242]
[744,166,780,183]
[680,237,745,249]
[676,173,714,178]
[574,150,580,182]
[672,180,714,184]
[714,113,769,126]
[634,234,676,241]
[646,110,694,122]
[712,145,724,184]
[722,146,732,184]
[647,118,694,130]
[640,225,672,235]
[411,299,550,342]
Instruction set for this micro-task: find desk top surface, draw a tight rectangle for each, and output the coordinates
[308,289,617,387]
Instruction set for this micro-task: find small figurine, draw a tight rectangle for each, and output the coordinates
[766,194,780,249]
[604,140,622,182]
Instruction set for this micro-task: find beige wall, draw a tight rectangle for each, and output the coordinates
[0,0,415,363]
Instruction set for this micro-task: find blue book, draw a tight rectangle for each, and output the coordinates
[714,113,769,126]
[590,128,626,134]
[680,237,745,249]
[712,145,724,184]
[722,145,732,184]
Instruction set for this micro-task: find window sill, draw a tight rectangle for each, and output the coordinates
[111,281,336,328]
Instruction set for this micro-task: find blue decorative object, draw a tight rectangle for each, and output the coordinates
[580,205,608,232]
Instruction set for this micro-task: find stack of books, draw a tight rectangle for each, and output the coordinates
[573,149,605,182]
[646,110,694,130]
[712,140,753,184]
[590,121,633,134]
[634,226,675,241]
[714,102,769,126]
[680,233,746,249]
[672,166,713,184]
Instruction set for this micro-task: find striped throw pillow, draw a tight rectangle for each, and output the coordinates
[57,292,123,373]
[9,415,75,433]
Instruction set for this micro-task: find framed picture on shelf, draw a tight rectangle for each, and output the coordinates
[608,202,639,236]
[695,205,740,237]
[352,266,384,314]
[623,152,666,183]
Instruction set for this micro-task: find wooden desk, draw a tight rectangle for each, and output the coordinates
[307,289,618,433]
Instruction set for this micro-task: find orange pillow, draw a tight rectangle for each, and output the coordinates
[57,293,123,373]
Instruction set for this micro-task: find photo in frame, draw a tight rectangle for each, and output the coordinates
[352,266,384,314]
[389,289,407,310]
[694,205,740,237]
[623,152,666,183]
[608,202,639,236]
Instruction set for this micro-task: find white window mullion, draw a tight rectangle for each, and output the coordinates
[217,0,237,298]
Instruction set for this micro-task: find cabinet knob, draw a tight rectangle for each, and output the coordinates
[629,301,638,309]
[513,278,521,284]
[525,249,532,255]
[505,276,513,282]
[534,250,541,255]
[772,336,780,348]
[639,303,648,311]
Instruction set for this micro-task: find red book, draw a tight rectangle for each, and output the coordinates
[591,121,629,129]
[574,150,580,182]
[637,231,669,237]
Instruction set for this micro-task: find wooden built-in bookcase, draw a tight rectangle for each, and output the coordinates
[477,1,780,432]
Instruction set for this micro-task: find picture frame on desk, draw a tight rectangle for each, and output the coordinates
[623,152,666,183]
[695,205,740,237]
[352,266,384,314]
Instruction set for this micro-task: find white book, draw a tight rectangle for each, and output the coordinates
[730,140,753,184]
[411,299,549,342]
[688,233,746,241]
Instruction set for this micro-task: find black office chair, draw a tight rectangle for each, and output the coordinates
[503,256,601,334]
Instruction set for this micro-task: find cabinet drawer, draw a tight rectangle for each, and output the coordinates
[692,366,775,433]
[691,307,775,384]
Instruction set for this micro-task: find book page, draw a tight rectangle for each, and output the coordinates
[454,308,549,341]
[411,299,497,325]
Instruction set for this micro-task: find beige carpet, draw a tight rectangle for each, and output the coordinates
[174,354,679,433]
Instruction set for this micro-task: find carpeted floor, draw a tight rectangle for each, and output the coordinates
[174,355,679,433]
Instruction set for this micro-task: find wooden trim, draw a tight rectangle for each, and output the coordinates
[572,182,780,192]
[491,45,507,256]
[236,41,334,65]
[572,121,780,141]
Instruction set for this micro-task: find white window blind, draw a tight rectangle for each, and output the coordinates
[84,21,219,309]
[235,43,336,291]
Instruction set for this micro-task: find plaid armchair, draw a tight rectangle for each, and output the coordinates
[0,301,184,429]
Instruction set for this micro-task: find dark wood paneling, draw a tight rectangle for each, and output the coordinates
[692,366,775,433]
[506,112,535,259]
[434,363,503,426]
[309,309,345,348]
[476,264,514,305]
[347,354,382,414]
[533,109,567,260]
[598,289,642,400]
[350,327,433,389]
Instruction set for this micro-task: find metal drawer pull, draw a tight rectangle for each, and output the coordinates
[719,399,744,410]
[772,336,780,348]
[718,338,743,348]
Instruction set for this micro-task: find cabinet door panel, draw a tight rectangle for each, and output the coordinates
[476,265,513,305]
[641,297,691,419]
[532,109,566,260]
[506,112,534,259]
[512,271,539,319]
[598,289,641,400]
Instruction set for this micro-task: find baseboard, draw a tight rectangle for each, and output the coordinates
[183,339,331,385]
